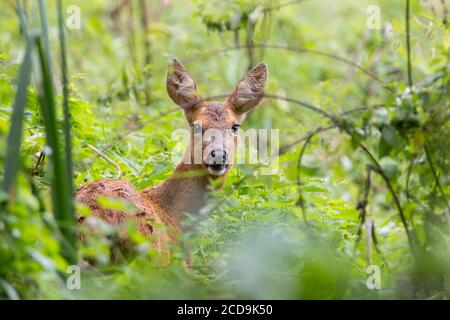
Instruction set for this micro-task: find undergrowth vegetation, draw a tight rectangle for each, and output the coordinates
[0,0,449,299]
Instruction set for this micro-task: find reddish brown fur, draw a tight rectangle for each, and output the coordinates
[75,179,178,251]
[76,59,268,256]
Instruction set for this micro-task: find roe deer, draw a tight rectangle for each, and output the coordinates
[75,59,268,253]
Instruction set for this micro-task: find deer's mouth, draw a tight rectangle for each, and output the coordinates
[206,164,227,176]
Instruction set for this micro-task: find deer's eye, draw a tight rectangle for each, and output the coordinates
[231,123,240,134]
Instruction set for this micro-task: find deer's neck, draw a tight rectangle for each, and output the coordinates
[142,162,225,226]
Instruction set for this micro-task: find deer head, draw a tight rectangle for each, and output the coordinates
[166,59,268,176]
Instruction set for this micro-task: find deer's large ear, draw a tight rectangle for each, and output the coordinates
[228,62,268,114]
[166,59,201,108]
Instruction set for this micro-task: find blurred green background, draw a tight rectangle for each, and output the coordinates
[0,0,449,299]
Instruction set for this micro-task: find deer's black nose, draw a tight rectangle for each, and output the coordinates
[210,149,227,165]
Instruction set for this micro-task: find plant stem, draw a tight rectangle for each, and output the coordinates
[360,144,415,252]
[57,0,74,202]
[295,129,319,226]
[406,0,413,88]
[424,144,449,213]
[353,166,372,258]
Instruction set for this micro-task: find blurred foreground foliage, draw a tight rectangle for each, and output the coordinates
[0,0,449,299]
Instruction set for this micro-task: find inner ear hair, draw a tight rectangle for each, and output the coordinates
[228,62,268,114]
[166,58,201,108]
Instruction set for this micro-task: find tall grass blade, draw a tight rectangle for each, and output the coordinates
[36,0,76,263]
[16,0,28,36]
[57,0,74,206]
[35,35,76,262]
[37,0,53,73]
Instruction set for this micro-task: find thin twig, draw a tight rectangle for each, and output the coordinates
[32,150,46,176]
[184,44,394,93]
[424,144,450,213]
[339,104,389,116]
[371,222,390,269]
[263,94,337,121]
[87,144,122,177]
[279,126,336,155]
[353,165,372,258]
[294,128,324,226]
[359,144,415,251]
[258,44,391,91]
[405,157,415,200]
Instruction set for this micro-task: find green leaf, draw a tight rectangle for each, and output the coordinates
[380,159,400,183]
[379,125,400,158]
[381,125,400,146]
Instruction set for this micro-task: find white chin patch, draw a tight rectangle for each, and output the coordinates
[207,165,227,176]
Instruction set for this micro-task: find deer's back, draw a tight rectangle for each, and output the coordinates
[75,179,179,252]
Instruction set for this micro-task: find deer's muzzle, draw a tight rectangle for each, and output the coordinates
[205,148,228,176]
